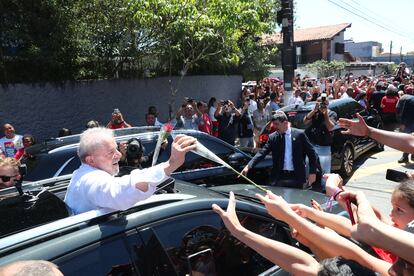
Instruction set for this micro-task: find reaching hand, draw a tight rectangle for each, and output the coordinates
[338,113,370,136]
[239,165,249,177]
[324,174,343,198]
[168,135,197,172]
[289,203,310,218]
[310,199,323,212]
[336,190,379,240]
[308,174,316,186]
[212,191,243,234]
[256,191,293,221]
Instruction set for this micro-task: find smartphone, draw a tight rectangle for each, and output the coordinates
[187,248,216,276]
[345,199,356,225]
[386,169,409,182]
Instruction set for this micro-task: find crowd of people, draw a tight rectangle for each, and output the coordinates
[1,64,414,274]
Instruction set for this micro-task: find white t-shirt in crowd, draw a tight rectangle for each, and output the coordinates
[209,106,217,122]
[0,135,23,158]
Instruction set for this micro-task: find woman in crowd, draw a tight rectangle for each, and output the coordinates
[252,100,270,148]
[208,97,219,137]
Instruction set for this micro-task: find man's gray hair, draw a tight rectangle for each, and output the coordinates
[78,127,114,162]
[0,260,62,276]
[271,111,288,122]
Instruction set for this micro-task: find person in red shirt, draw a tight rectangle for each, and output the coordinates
[14,134,35,161]
[106,108,132,129]
[381,85,399,125]
[197,101,212,135]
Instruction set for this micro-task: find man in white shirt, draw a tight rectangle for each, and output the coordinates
[0,124,23,158]
[64,127,196,214]
[287,89,304,106]
[241,112,317,188]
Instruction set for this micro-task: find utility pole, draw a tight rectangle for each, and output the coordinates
[277,0,296,104]
[389,41,392,62]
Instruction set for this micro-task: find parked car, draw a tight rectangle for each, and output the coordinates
[24,130,273,186]
[0,176,343,275]
[259,98,384,178]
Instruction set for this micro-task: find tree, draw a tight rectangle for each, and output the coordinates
[0,0,81,84]
[132,0,279,116]
[305,60,346,78]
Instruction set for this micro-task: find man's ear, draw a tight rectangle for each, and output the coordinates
[85,155,94,166]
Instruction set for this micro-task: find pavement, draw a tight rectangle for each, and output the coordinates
[344,145,414,215]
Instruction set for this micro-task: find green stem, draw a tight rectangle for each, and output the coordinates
[227,166,267,193]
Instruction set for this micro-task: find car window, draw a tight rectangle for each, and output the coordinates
[333,100,363,119]
[59,156,81,176]
[285,111,308,130]
[55,230,141,276]
[149,210,290,275]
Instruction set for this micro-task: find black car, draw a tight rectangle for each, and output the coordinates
[259,98,384,178]
[24,130,273,186]
[0,176,343,275]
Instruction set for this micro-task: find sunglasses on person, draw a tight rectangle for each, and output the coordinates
[0,175,18,182]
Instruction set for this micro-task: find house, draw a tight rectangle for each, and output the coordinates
[344,40,383,61]
[262,23,352,65]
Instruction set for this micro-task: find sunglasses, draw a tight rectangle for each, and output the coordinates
[0,175,18,182]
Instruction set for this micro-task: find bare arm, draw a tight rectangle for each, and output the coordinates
[212,192,320,276]
[258,192,391,275]
[291,204,353,237]
[353,220,414,264]
[338,113,414,154]
[340,190,414,264]
[214,103,222,118]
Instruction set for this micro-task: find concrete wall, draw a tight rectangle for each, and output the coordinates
[0,75,243,141]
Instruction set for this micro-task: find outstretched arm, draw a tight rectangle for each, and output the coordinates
[257,191,391,275]
[212,192,320,276]
[339,190,414,265]
[338,113,414,154]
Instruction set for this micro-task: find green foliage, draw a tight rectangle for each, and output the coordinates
[1,0,280,84]
[305,60,347,77]
[1,0,81,83]
[132,0,279,79]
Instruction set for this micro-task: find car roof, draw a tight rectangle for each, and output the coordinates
[45,129,238,155]
[27,126,162,154]
[0,178,228,246]
[280,97,357,112]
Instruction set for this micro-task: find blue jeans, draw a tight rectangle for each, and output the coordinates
[313,145,331,189]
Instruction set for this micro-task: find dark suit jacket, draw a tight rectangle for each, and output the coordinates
[248,127,318,185]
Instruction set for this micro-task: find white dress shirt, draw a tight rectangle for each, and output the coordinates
[64,163,167,214]
[283,127,294,171]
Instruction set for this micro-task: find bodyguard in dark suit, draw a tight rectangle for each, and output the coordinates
[241,111,318,188]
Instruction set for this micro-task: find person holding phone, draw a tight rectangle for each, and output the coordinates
[303,94,337,191]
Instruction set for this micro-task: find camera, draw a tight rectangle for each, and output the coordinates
[185,97,194,103]
[126,138,144,160]
[221,100,229,105]
[320,93,327,109]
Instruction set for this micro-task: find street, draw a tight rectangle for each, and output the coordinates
[344,145,414,216]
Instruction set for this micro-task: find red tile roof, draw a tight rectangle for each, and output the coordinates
[262,23,351,45]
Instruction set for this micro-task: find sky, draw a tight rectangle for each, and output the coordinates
[295,0,414,54]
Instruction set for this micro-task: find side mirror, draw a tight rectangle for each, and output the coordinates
[228,153,247,167]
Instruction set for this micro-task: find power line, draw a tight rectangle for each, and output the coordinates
[346,0,413,37]
[327,0,414,42]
